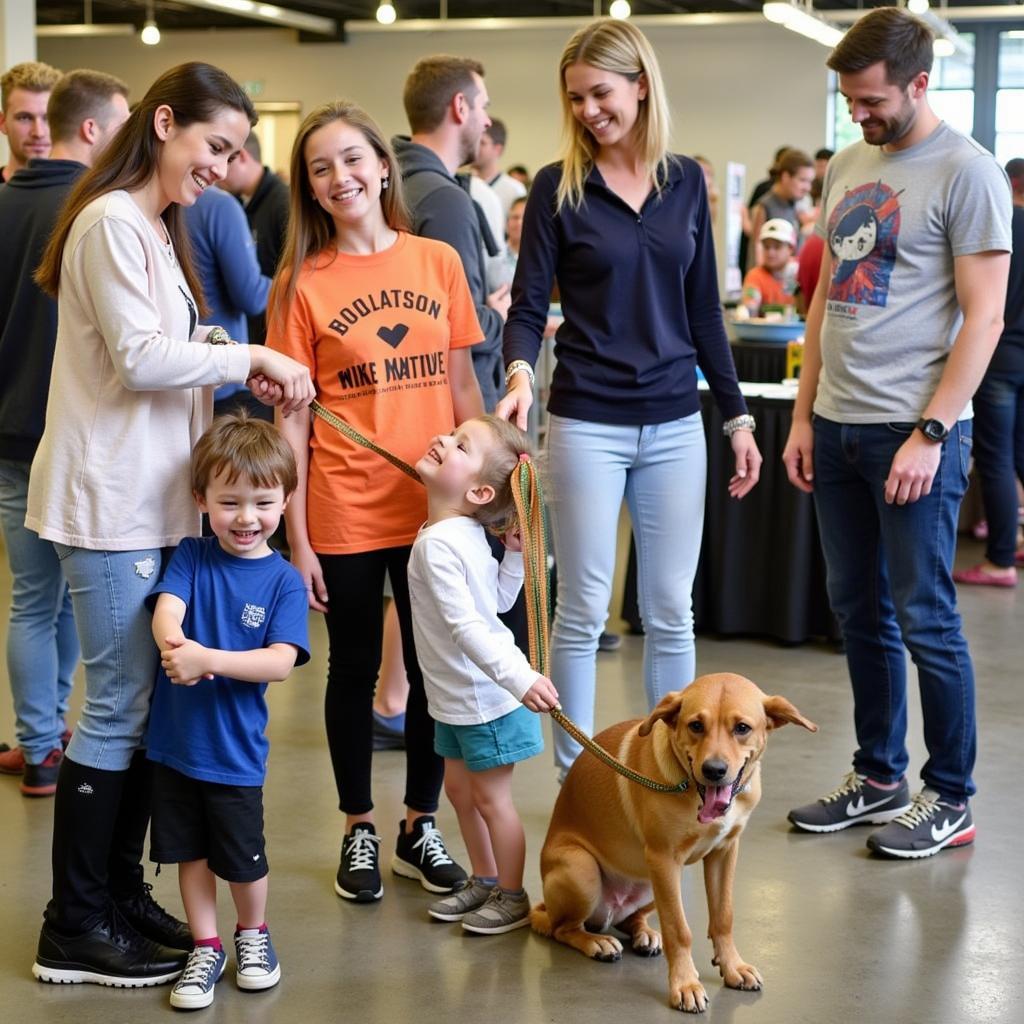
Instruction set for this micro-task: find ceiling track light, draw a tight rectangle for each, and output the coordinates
[377,2,397,25]
[762,2,844,49]
[141,1,161,45]
[609,0,632,19]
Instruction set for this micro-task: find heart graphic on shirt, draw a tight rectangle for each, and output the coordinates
[377,323,409,348]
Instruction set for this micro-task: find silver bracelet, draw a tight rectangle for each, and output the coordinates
[722,414,756,437]
[504,359,535,390]
[207,326,231,345]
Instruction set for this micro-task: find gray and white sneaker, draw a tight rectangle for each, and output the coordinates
[788,771,911,833]
[461,887,531,935]
[866,789,975,859]
[428,877,495,922]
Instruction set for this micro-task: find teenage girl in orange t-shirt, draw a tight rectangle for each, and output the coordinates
[267,101,484,903]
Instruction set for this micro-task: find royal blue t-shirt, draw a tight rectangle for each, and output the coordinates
[146,537,310,787]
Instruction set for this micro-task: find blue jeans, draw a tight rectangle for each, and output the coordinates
[812,416,976,802]
[546,413,707,773]
[0,459,77,763]
[54,545,168,771]
[971,367,1024,567]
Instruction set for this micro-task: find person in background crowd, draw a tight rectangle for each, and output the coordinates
[184,181,272,420]
[783,8,1011,858]
[953,160,1024,586]
[693,154,719,223]
[506,163,530,189]
[393,55,508,411]
[814,146,834,179]
[748,147,815,269]
[267,99,482,908]
[220,131,290,344]
[26,60,313,988]
[499,18,760,780]
[738,143,790,272]
[473,117,527,217]
[741,218,798,316]
[0,69,129,796]
[0,61,61,182]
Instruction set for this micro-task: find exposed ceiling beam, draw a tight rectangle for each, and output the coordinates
[169,0,337,35]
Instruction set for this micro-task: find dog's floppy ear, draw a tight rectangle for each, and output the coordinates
[763,695,818,732]
[638,692,685,736]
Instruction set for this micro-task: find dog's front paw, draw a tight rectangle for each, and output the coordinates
[630,925,662,957]
[718,959,763,991]
[588,935,623,962]
[671,980,709,1013]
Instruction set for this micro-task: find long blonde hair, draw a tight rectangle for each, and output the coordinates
[269,101,411,328]
[556,18,672,212]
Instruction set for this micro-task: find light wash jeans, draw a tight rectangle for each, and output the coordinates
[546,413,707,774]
[0,459,77,763]
[53,544,168,771]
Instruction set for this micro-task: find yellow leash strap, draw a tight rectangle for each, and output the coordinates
[310,401,686,794]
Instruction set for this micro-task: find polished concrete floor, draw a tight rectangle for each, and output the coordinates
[1,537,1022,1023]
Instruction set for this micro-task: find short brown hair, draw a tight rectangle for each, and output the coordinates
[47,69,128,144]
[484,118,507,149]
[191,412,298,497]
[472,415,538,535]
[774,148,813,178]
[403,55,484,134]
[1,60,62,110]
[827,7,934,89]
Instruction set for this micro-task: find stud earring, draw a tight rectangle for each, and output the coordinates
[381,176,389,191]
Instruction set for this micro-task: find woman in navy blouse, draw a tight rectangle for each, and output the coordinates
[498,18,761,778]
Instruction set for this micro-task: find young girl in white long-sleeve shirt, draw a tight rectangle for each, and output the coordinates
[407,414,559,935]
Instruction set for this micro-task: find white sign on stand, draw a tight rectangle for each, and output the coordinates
[724,161,746,301]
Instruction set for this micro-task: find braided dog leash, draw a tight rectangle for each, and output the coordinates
[311,401,686,793]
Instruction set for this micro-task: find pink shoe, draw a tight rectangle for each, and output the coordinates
[953,565,1017,587]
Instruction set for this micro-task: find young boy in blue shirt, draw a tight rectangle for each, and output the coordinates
[145,413,310,1010]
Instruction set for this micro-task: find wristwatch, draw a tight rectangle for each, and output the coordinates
[915,418,950,443]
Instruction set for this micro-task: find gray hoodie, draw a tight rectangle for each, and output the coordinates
[391,136,503,411]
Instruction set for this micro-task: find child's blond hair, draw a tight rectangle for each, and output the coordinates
[470,415,538,535]
[191,411,297,497]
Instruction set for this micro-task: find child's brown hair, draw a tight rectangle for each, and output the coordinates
[471,415,538,535]
[191,411,298,497]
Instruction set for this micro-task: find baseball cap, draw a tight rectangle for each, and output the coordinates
[759,218,797,246]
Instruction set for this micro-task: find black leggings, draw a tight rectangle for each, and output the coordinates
[319,546,441,817]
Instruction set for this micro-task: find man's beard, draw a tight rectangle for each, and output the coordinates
[860,98,916,147]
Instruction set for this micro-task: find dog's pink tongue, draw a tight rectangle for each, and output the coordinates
[698,785,731,824]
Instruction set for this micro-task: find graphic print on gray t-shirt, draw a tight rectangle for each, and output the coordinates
[813,122,1012,424]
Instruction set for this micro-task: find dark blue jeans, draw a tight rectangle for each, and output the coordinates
[972,367,1024,567]
[812,416,976,803]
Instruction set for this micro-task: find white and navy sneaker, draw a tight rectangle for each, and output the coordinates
[169,945,226,1010]
[788,771,911,833]
[866,789,975,859]
[234,926,280,991]
[391,815,467,894]
[335,824,383,902]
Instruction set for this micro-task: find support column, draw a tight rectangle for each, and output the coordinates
[0,0,37,168]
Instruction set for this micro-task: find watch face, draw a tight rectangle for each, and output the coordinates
[920,419,946,441]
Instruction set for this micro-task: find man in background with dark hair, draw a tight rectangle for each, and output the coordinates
[392,55,507,412]
[0,69,129,796]
[472,117,526,218]
[1007,157,1024,208]
[814,146,834,179]
[783,7,1012,859]
[220,131,289,345]
[0,60,62,183]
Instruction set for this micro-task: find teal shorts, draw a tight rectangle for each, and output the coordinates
[434,705,544,772]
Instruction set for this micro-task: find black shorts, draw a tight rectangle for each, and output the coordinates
[149,764,268,883]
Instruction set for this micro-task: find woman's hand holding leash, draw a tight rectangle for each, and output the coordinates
[248,348,315,417]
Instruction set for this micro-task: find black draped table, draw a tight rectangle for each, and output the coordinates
[729,341,789,384]
[622,387,839,644]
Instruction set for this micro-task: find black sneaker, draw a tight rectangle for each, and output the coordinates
[115,881,193,951]
[22,748,63,797]
[866,789,976,859]
[597,631,622,653]
[788,771,911,833]
[32,906,188,987]
[335,823,383,902]
[391,815,467,894]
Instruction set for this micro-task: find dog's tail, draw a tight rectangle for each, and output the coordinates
[530,902,552,936]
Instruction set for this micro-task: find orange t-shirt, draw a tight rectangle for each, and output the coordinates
[267,232,482,554]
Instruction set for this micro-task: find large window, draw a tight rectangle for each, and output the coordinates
[995,31,1024,165]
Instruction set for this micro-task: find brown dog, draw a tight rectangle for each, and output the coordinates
[532,673,816,1013]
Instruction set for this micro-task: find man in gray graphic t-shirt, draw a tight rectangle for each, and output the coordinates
[782,8,1012,859]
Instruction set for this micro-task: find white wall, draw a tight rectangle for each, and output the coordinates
[39,21,832,269]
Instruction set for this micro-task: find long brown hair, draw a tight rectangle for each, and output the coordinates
[269,100,411,329]
[35,62,256,309]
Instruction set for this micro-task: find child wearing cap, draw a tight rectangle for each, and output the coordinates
[741,218,798,316]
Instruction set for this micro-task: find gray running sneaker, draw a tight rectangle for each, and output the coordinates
[788,771,911,833]
[461,887,531,934]
[428,877,495,922]
[866,789,975,859]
